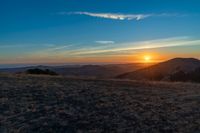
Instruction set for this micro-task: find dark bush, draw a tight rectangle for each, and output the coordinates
[188,67,200,83]
[170,71,187,82]
[170,67,200,83]
[26,68,58,75]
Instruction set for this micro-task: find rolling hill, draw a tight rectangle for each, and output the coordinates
[117,58,200,81]
[0,63,149,78]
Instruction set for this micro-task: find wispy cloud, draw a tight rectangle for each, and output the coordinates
[67,37,200,56]
[43,43,56,47]
[18,37,200,62]
[60,12,151,20]
[0,44,28,48]
[0,43,56,49]
[59,12,181,21]
[29,45,74,58]
[46,45,73,51]
[74,12,150,20]
[95,41,115,44]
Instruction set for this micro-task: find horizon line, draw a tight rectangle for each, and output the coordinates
[0,57,199,69]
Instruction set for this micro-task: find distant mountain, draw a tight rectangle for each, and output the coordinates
[53,63,153,78]
[0,66,54,73]
[0,63,149,78]
[117,58,200,82]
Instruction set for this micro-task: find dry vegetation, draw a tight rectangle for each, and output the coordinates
[1,74,200,133]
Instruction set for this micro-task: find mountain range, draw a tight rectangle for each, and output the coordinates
[1,58,200,82]
[0,63,148,78]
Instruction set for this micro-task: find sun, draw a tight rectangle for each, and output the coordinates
[144,55,151,62]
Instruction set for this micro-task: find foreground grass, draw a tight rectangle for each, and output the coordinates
[1,74,200,133]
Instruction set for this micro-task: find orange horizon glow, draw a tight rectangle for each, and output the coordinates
[0,53,165,65]
[1,51,199,65]
[143,55,152,63]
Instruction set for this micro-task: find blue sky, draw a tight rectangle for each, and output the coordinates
[0,0,200,65]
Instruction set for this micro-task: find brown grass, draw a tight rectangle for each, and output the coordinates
[1,74,200,133]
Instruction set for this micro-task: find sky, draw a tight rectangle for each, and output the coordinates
[0,0,200,66]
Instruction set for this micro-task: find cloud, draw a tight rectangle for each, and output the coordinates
[0,43,56,49]
[47,45,73,51]
[0,44,27,48]
[74,12,150,20]
[33,45,73,57]
[68,37,200,56]
[95,41,115,44]
[21,37,200,61]
[61,12,151,20]
[43,44,56,47]
[59,12,182,21]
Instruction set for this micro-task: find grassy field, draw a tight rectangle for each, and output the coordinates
[1,74,200,133]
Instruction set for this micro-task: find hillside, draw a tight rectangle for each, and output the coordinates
[1,74,200,132]
[0,63,148,78]
[117,58,200,81]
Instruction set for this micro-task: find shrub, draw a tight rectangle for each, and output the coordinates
[170,71,187,82]
[26,68,58,75]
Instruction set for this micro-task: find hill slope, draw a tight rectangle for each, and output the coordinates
[0,63,148,78]
[117,58,200,81]
[1,74,200,132]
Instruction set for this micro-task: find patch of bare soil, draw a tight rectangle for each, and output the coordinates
[1,75,200,133]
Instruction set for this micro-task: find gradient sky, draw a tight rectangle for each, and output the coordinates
[0,0,200,65]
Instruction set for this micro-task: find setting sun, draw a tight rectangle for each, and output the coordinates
[144,55,152,62]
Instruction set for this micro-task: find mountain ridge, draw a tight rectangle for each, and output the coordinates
[0,63,149,78]
[117,58,200,81]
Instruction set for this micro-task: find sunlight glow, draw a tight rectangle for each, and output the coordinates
[144,55,152,62]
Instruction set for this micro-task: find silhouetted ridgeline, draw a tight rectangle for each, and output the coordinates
[117,58,200,83]
[1,58,200,82]
[26,68,58,75]
[0,63,147,78]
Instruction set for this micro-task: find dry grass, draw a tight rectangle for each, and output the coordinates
[1,74,200,133]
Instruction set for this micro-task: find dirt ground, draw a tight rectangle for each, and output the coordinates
[1,74,200,133]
